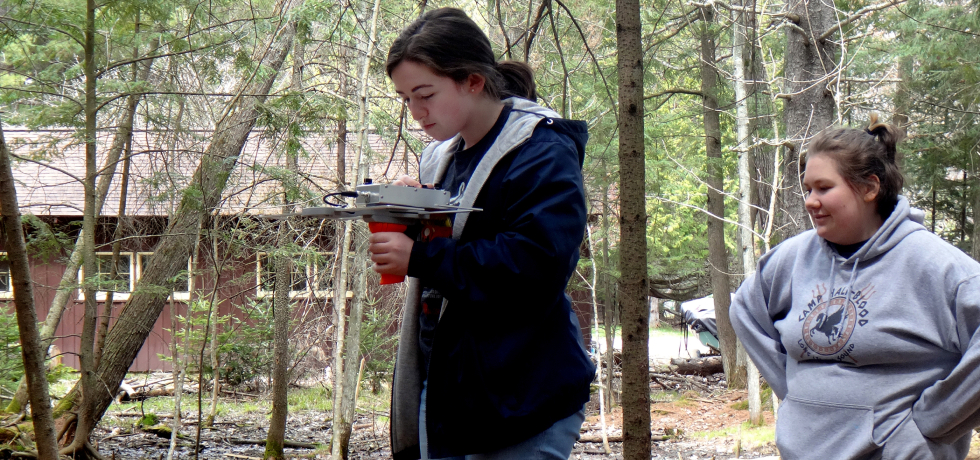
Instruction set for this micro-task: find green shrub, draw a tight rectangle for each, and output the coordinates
[0,312,24,394]
[216,297,275,387]
[358,299,398,394]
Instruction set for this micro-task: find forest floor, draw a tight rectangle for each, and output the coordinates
[79,331,980,459]
[89,376,780,459]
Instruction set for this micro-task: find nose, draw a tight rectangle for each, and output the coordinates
[805,191,818,211]
[407,100,426,122]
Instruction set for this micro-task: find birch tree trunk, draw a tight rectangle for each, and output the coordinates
[0,122,59,460]
[732,0,764,424]
[615,0,651,457]
[331,1,381,457]
[51,2,301,434]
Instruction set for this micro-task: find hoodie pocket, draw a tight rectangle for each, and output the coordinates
[777,397,880,460]
[880,411,969,460]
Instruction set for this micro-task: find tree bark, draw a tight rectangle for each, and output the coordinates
[266,26,305,459]
[0,123,59,460]
[265,254,291,460]
[62,0,101,453]
[615,0,651,457]
[777,0,837,242]
[699,4,737,391]
[331,1,380,457]
[52,1,301,433]
[732,0,764,423]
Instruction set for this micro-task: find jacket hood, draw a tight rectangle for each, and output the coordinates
[420,98,587,183]
[508,98,588,167]
[824,195,926,262]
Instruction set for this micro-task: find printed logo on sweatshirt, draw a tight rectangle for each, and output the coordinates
[797,283,876,363]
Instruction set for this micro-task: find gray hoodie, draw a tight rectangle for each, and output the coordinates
[731,196,980,459]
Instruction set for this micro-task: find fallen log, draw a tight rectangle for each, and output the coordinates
[578,434,669,443]
[228,438,318,449]
[669,357,724,377]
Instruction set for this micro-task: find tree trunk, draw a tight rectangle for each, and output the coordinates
[331,1,380,457]
[166,296,185,460]
[585,226,611,453]
[600,173,617,409]
[777,0,837,242]
[265,254,291,460]
[52,2,301,434]
[206,219,221,427]
[892,55,912,166]
[732,0,764,423]
[699,3,737,389]
[337,118,348,188]
[96,135,132,371]
[63,1,101,453]
[0,123,59,460]
[266,28,305,459]
[615,0,651,457]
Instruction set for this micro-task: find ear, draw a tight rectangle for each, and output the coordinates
[863,175,881,202]
[463,74,486,95]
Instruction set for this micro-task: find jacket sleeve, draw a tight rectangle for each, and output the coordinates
[405,137,585,312]
[730,253,790,400]
[913,274,980,443]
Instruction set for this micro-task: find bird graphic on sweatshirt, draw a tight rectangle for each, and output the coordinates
[810,304,847,345]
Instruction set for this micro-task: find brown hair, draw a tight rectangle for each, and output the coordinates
[804,114,905,219]
[385,7,537,101]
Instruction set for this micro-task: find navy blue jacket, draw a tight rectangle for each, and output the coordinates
[389,98,595,459]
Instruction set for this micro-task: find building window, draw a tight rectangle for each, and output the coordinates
[257,253,309,296]
[79,253,135,300]
[137,253,191,300]
[96,253,132,293]
[0,255,11,297]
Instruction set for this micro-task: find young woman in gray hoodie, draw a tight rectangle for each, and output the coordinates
[731,117,980,459]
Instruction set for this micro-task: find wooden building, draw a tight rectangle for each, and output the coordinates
[3,127,593,373]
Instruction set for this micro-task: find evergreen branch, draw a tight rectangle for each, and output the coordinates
[0,15,84,47]
[552,0,618,123]
[893,4,980,37]
[0,86,82,107]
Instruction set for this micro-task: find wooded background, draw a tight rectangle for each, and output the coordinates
[1,0,978,458]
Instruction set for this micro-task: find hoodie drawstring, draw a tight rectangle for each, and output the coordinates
[826,255,860,303]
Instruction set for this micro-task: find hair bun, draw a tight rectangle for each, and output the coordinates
[865,113,901,162]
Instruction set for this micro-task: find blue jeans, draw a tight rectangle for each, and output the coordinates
[419,381,585,460]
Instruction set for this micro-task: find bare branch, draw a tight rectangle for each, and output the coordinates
[644,88,703,100]
[818,0,908,41]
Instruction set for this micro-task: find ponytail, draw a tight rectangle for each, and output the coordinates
[497,61,537,101]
